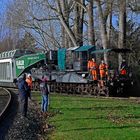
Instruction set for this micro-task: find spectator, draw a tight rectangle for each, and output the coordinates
[26,73,33,99]
[17,73,30,117]
[39,76,49,112]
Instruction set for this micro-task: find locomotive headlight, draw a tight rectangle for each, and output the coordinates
[131,81,134,86]
[121,83,124,86]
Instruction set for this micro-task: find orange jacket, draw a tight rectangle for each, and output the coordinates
[87,60,93,69]
[99,63,108,70]
[26,77,33,89]
[87,60,98,70]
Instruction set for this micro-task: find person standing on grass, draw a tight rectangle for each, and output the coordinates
[39,75,49,112]
[18,73,30,117]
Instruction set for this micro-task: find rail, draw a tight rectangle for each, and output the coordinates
[0,88,12,122]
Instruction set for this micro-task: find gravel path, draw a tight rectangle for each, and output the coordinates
[0,90,49,140]
[6,100,44,140]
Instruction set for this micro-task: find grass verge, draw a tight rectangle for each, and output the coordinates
[33,92,140,140]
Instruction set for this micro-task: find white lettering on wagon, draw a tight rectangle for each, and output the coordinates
[16,60,25,69]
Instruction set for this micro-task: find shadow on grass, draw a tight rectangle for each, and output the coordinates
[50,115,140,122]
[60,125,140,132]
[52,105,140,111]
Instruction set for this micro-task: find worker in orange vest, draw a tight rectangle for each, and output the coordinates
[120,59,127,75]
[99,60,108,80]
[26,73,33,99]
[87,58,98,80]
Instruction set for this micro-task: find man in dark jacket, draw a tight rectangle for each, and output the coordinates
[18,73,30,117]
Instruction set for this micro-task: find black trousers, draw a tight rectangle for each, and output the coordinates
[19,95,28,117]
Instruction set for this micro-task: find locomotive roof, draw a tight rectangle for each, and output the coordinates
[0,49,34,59]
[67,46,79,51]
[91,48,132,54]
[75,45,96,52]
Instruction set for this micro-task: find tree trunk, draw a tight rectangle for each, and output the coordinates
[57,0,77,47]
[74,0,85,46]
[96,0,108,64]
[118,0,126,67]
[60,0,71,48]
[106,1,113,48]
[87,0,95,46]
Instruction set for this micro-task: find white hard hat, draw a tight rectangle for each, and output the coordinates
[82,74,85,78]
[27,73,31,77]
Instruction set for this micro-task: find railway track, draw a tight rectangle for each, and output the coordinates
[0,88,45,140]
[0,88,12,121]
[0,88,18,140]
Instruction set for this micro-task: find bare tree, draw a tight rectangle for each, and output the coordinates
[95,0,109,64]
[74,0,85,46]
[118,0,126,67]
[87,0,95,46]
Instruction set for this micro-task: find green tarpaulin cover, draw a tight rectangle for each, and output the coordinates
[16,53,46,77]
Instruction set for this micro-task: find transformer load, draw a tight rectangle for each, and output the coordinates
[56,72,87,83]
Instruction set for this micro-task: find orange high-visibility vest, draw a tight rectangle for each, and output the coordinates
[87,60,97,70]
[99,63,108,78]
[26,77,33,89]
[87,60,93,69]
[88,60,98,80]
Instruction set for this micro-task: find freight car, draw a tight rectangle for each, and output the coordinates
[0,49,46,87]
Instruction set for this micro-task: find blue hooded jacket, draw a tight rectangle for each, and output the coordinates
[18,77,29,98]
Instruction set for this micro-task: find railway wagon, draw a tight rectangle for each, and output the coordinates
[0,58,16,87]
[0,49,46,87]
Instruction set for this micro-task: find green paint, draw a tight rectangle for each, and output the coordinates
[15,53,46,77]
[58,48,66,71]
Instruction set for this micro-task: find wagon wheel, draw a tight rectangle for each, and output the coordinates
[93,86,99,96]
[82,84,88,95]
[55,83,60,93]
[86,84,93,95]
[68,83,72,93]
[71,84,77,94]
[105,87,109,97]
[77,84,83,94]
[73,84,78,94]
